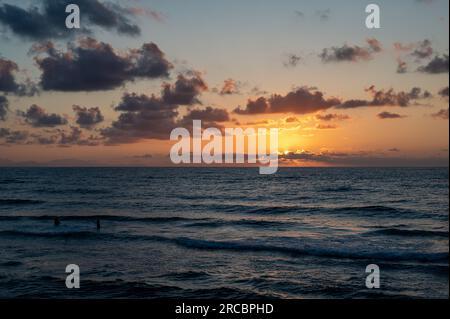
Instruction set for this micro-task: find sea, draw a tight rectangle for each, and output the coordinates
[0,167,448,298]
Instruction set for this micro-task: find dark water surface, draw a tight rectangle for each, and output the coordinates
[0,167,448,298]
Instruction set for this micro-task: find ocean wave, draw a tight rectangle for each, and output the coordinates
[0,215,200,223]
[0,199,45,206]
[0,179,25,184]
[0,230,103,239]
[365,228,449,238]
[1,230,447,263]
[34,188,112,195]
[147,236,449,263]
[319,186,360,192]
[184,219,293,228]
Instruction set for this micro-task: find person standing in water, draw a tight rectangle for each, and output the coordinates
[54,216,60,226]
[96,218,101,230]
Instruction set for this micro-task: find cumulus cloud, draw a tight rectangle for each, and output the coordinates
[418,55,449,74]
[72,105,104,129]
[0,58,38,96]
[0,0,142,40]
[162,72,208,105]
[0,95,8,121]
[338,86,432,109]
[377,111,406,119]
[319,38,382,63]
[218,79,241,95]
[32,38,172,91]
[410,39,434,60]
[18,104,68,127]
[0,128,28,144]
[234,86,341,115]
[0,58,19,93]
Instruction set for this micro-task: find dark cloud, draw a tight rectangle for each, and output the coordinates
[218,78,241,95]
[181,107,229,123]
[33,38,172,91]
[316,113,350,121]
[431,108,449,120]
[0,95,8,120]
[0,58,38,96]
[283,54,302,68]
[319,38,382,63]
[0,128,28,144]
[418,55,449,74]
[338,86,431,109]
[438,86,449,98]
[0,0,141,40]
[396,59,408,74]
[103,93,178,143]
[18,104,68,127]
[101,72,217,144]
[0,58,19,92]
[377,111,406,119]
[234,86,341,115]
[161,72,208,105]
[58,126,101,146]
[411,39,433,60]
[72,105,104,129]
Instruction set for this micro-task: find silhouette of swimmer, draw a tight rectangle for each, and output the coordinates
[96,218,101,230]
[54,216,60,226]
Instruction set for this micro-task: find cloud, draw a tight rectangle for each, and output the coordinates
[377,111,406,119]
[283,54,302,68]
[319,38,382,63]
[338,86,432,109]
[438,86,449,98]
[218,78,241,95]
[418,54,449,74]
[234,86,341,115]
[0,58,38,96]
[0,95,8,121]
[396,59,408,74]
[316,124,338,129]
[0,58,19,93]
[57,126,101,146]
[0,0,141,40]
[72,105,104,129]
[161,72,208,105]
[410,39,433,60]
[279,149,448,167]
[33,38,172,91]
[431,108,449,120]
[315,9,331,21]
[180,106,229,123]
[315,113,350,121]
[18,104,68,127]
[0,128,28,144]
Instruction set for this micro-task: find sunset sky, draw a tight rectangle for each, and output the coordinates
[0,0,448,166]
